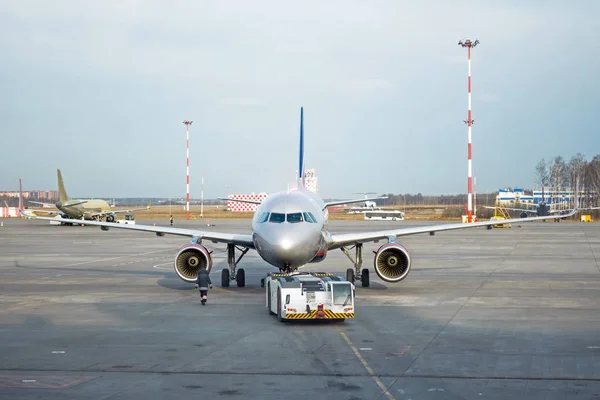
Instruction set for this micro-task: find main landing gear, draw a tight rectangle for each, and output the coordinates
[341,243,370,287]
[221,244,249,288]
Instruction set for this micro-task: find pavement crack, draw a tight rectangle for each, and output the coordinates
[400,229,526,377]
[583,227,600,273]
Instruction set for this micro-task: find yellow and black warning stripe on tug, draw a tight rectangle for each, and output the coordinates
[285,310,355,319]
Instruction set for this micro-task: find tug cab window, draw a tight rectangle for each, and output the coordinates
[269,213,285,223]
[332,283,353,305]
[286,213,303,223]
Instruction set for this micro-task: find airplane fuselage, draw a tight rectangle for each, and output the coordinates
[251,188,329,270]
[58,199,111,220]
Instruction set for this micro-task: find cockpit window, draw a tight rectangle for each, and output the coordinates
[256,212,269,223]
[287,213,303,223]
[303,212,317,223]
[269,213,285,223]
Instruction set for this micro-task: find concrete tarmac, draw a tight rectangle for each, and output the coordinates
[1,217,600,399]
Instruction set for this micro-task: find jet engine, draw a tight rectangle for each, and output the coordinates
[174,243,213,282]
[520,212,528,218]
[373,243,411,283]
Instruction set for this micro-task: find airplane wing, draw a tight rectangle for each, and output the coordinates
[28,201,57,207]
[23,209,61,215]
[19,209,60,218]
[60,200,89,207]
[324,196,388,209]
[483,206,537,214]
[327,206,578,250]
[23,212,255,248]
[217,197,262,205]
[92,205,151,217]
[548,209,569,214]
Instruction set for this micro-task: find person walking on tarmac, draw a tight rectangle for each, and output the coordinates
[195,268,212,305]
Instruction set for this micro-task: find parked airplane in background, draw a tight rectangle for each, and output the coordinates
[25,169,148,222]
[486,197,597,218]
[353,192,379,208]
[24,108,579,289]
[486,201,569,218]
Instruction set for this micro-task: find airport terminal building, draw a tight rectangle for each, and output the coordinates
[497,187,591,205]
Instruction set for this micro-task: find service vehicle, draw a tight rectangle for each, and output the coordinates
[262,272,355,322]
[364,210,404,221]
[117,214,136,225]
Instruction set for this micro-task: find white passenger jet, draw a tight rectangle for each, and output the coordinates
[23,108,579,288]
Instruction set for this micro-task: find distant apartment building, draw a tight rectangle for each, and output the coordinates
[0,190,58,201]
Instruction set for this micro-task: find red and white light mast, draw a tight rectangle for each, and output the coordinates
[183,120,193,220]
[458,38,479,223]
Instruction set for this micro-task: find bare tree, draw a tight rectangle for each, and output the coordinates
[583,155,600,208]
[567,153,586,202]
[535,159,548,188]
[549,156,567,202]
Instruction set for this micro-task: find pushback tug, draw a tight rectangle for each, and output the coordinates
[262,272,355,322]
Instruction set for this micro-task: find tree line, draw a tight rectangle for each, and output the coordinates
[379,152,599,209]
[535,153,600,207]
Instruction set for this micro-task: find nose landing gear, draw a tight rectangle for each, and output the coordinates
[221,244,249,287]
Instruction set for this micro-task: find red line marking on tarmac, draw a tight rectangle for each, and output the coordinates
[395,345,411,356]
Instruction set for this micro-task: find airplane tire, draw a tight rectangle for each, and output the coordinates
[346,268,355,283]
[268,283,275,315]
[236,268,245,287]
[221,269,230,287]
[361,268,370,287]
[277,288,285,322]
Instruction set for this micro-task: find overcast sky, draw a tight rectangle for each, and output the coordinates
[1,1,598,199]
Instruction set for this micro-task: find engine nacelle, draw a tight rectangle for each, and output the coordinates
[174,243,213,282]
[309,250,327,263]
[373,243,411,283]
[520,212,528,218]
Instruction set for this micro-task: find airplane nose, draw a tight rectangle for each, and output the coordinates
[274,234,303,259]
[257,225,320,267]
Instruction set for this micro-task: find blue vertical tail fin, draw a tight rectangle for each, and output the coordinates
[297,107,305,189]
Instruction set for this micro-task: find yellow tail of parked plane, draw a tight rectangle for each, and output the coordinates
[57,168,69,204]
[24,169,150,222]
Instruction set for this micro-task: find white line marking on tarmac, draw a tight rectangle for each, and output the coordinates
[153,262,172,270]
[338,329,396,400]
[58,249,173,268]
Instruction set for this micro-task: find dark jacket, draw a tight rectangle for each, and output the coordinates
[196,269,212,290]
